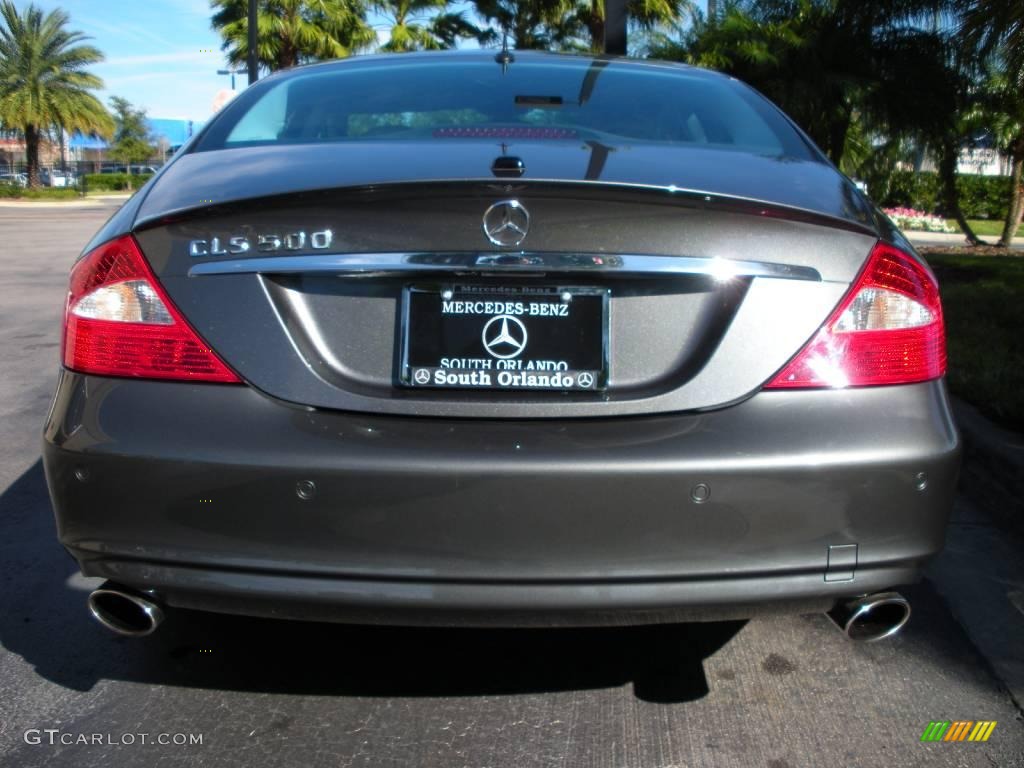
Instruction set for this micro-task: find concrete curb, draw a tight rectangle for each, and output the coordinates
[907,232,1024,249]
[952,397,1024,536]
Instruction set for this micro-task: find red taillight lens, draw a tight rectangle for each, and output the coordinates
[63,235,241,383]
[766,242,945,389]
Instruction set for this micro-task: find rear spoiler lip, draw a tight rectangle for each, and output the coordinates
[131,178,880,239]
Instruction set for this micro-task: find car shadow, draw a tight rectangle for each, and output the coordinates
[0,459,743,703]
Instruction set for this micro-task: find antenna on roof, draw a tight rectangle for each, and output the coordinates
[494,25,514,73]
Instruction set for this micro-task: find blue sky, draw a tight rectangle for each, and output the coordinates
[34,0,230,120]
[32,0,710,122]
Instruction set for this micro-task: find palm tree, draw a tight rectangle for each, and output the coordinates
[430,10,488,48]
[957,0,1023,85]
[861,19,985,244]
[670,1,865,162]
[570,0,695,53]
[0,1,112,188]
[955,1,1023,245]
[471,0,577,50]
[966,67,1024,245]
[683,1,966,163]
[374,0,477,51]
[211,0,376,72]
[652,0,985,242]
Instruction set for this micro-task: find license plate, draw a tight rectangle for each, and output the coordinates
[402,286,608,391]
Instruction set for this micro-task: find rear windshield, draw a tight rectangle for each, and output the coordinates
[196,57,813,158]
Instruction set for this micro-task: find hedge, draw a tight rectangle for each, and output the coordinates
[83,173,154,191]
[0,184,81,200]
[874,171,1013,220]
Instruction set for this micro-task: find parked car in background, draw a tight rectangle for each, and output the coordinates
[99,164,159,175]
[0,172,27,187]
[39,168,76,188]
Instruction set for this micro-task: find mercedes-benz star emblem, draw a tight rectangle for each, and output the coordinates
[577,372,595,388]
[482,200,530,247]
[482,314,528,359]
[413,368,431,384]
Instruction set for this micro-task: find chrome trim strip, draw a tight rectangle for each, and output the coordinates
[188,252,822,282]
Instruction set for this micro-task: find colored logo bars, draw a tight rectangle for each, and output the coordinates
[921,721,997,742]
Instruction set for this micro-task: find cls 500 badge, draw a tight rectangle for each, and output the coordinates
[189,229,333,257]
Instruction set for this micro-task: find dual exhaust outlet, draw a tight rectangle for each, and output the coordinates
[825,591,911,642]
[86,581,911,642]
[87,584,164,637]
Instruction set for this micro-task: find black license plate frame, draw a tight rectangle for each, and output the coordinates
[400,284,609,391]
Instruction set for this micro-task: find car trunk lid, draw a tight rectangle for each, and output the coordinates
[132,173,877,418]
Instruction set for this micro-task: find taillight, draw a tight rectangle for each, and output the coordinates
[766,242,945,389]
[63,235,241,383]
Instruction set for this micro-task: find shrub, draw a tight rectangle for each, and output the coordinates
[955,174,1011,220]
[83,172,153,191]
[875,171,1012,220]
[0,183,81,200]
[875,172,940,213]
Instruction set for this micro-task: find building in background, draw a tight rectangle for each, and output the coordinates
[1,133,61,170]
[67,117,203,169]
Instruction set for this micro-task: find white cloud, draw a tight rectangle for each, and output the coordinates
[75,15,180,49]
[103,51,223,67]
[100,68,217,87]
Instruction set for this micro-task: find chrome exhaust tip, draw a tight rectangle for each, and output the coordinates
[87,583,164,637]
[827,591,910,642]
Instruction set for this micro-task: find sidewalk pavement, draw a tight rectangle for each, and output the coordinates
[0,194,132,208]
[927,398,1024,710]
[907,231,1024,250]
[953,399,1024,537]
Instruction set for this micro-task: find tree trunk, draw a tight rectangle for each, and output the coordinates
[707,0,717,20]
[515,16,531,49]
[588,12,604,54]
[937,139,982,246]
[278,34,300,69]
[826,115,851,166]
[998,151,1023,248]
[25,125,40,189]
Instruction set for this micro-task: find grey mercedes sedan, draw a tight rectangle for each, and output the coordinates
[43,51,959,641]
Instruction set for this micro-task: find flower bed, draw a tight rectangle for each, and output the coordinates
[883,207,955,233]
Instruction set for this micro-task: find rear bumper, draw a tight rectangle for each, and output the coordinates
[43,372,960,626]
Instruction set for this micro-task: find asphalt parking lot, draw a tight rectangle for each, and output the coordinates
[0,205,1022,767]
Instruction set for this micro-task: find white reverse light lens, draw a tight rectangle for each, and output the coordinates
[71,279,174,324]
[834,287,933,332]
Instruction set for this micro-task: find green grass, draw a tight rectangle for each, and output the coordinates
[0,184,81,200]
[926,252,1024,429]
[945,219,1023,238]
